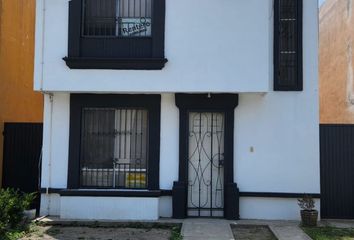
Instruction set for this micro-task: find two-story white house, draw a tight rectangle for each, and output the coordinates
[34,0,320,220]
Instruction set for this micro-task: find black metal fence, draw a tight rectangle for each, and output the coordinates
[2,123,43,210]
[320,124,354,219]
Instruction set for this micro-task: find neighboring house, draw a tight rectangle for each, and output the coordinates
[35,0,319,220]
[0,0,43,197]
[319,0,354,219]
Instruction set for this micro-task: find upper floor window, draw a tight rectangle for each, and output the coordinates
[274,0,303,91]
[64,0,167,70]
[82,0,152,37]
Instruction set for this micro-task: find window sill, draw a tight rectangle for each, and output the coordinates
[63,57,168,70]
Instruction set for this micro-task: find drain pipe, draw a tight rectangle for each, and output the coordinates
[38,0,53,215]
[45,92,54,215]
[39,0,46,91]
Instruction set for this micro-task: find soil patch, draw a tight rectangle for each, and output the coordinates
[231,225,277,240]
[20,225,175,240]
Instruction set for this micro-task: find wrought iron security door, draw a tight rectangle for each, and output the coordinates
[187,112,225,217]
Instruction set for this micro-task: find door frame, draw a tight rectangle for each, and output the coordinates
[172,93,240,220]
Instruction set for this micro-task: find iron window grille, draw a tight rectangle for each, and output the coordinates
[64,0,167,69]
[80,108,149,189]
[68,94,161,190]
[274,0,303,91]
[82,0,152,38]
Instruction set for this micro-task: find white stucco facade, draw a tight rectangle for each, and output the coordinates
[36,0,320,220]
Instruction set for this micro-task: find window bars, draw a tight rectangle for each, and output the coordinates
[274,0,302,91]
[82,0,152,37]
[80,108,149,189]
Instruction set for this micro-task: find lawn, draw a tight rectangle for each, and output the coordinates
[303,226,354,240]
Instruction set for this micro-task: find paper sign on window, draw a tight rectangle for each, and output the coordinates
[119,17,152,37]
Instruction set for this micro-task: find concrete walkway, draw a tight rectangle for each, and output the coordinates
[182,219,235,240]
[182,219,312,240]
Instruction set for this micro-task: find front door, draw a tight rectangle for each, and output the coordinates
[187,112,225,217]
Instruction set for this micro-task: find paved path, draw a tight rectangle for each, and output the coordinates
[182,219,312,240]
[182,219,235,240]
[269,225,312,240]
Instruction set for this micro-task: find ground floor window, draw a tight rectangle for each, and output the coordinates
[68,94,161,190]
[80,108,149,189]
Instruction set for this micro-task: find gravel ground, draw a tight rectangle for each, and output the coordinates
[21,225,173,240]
[231,225,278,240]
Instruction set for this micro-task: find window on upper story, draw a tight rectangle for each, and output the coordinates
[274,0,303,91]
[82,0,152,38]
[64,0,167,70]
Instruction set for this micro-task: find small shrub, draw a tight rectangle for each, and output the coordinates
[0,188,36,236]
[298,194,315,211]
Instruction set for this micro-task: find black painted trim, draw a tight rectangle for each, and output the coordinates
[67,0,166,69]
[68,94,161,190]
[173,94,239,220]
[320,124,354,127]
[274,0,303,91]
[40,188,320,199]
[40,188,173,197]
[63,57,168,70]
[239,192,321,199]
[60,190,161,197]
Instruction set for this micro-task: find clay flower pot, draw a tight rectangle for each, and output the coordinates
[300,209,318,227]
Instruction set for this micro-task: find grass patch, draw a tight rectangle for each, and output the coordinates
[302,226,354,240]
[170,226,182,240]
[1,223,39,240]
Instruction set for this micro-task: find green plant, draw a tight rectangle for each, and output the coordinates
[298,194,315,211]
[0,188,36,236]
[170,226,183,240]
[302,226,354,240]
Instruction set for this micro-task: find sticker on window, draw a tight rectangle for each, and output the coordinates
[119,17,152,37]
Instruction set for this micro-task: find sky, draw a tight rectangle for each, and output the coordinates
[319,0,326,7]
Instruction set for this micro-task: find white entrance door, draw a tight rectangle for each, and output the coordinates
[187,112,225,217]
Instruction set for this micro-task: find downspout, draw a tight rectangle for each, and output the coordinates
[40,0,46,91]
[39,0,53,215]
[46,93,54,215]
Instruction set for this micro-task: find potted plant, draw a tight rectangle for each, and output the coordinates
[298,194,318,227]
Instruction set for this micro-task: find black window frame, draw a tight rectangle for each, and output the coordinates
[64,0,167,70]
[274,0,303,91]
[68,94,161,190]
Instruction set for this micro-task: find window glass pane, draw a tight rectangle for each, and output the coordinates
[80,108,149,189]
[279,53,297,86]
[83,0,117,36]
[280,20,297,52]
[82,0,152,37]
[280,0,297,19]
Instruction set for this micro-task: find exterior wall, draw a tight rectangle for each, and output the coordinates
[0,0,43,186]
[34,0,273,93]
[61,197,159,220]
[38,0,319,220]
[40,92,320,220]
[320,0,354,123]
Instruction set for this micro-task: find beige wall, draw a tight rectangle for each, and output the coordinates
[0,0,43,186]
[320,0,354,123]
